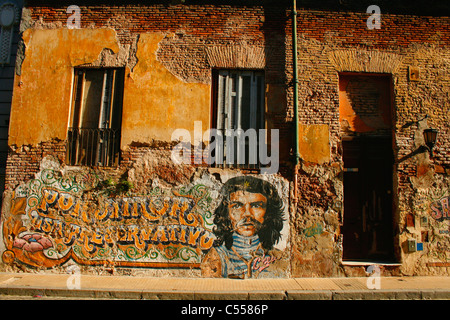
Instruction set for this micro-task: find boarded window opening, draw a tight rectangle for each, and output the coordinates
[67,68,124,167]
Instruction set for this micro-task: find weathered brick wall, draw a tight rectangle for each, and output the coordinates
[2,2,449,276]
[5,140,66,190]
[7,3,291,172]
[286,10,449,276]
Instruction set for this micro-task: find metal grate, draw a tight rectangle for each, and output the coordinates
[0,27,12,65]
[66,128,120,167]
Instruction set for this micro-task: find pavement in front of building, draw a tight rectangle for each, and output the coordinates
[0,272,449,300]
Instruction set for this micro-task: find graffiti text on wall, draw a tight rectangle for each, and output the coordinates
[31,188,215,253]
[430,196,450,221]
[1,161,289,278]
[1,168,216,269]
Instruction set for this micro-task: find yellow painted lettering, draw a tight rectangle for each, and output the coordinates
[199,233,214,250]
[188,228,201,246]
[94,207,108,221]
[90,231,104,246]
[178,202,198,227]
[168,227,178,242]
[38,190,58,212]
[122,201,131,218]
[140,227,154,242]
[109,202,120,220]
[57,193,74,211]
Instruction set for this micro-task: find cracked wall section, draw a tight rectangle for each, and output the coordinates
[9,28,120,147]
[122,32,211,146]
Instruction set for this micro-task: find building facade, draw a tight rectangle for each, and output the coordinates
[0,0,23,208]
[0,0,449,278]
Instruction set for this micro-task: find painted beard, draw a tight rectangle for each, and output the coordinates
[233,216,263,237]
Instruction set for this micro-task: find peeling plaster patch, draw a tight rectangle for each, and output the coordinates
[122,33,210,145]
[127,34,140,71]
[79,45,130,69]
[104,14,140,70]
[79,34,139,71]
[15,9,33,76]
[16,10,139,73]
[298,124,331,164]
[15,39,25,76]
[8,28,121,147]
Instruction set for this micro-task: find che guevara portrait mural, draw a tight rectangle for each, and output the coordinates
[0,158,289,278]
[201,176,286,278]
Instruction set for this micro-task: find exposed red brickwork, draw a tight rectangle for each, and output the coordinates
[4,2,449,276]
[5,140,66,190]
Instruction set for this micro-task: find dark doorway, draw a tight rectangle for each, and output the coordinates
[339,73,396,262]
[342,137,396,262]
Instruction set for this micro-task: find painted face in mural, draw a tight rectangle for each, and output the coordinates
[211,176,285,251]
[228,191,267,237]
[201,176,285,278]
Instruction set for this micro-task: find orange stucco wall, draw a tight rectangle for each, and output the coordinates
[121,33,210,147]
[9,28,120,147]
[8,29,210,148]
[298,124,331,164]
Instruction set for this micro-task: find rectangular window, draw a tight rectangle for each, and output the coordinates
[212,70,265,168]
[67,68,124,167]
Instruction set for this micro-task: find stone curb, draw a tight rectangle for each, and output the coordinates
[286,290,333,300]
[1,286,449,300]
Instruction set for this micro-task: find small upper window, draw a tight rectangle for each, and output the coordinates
[66,68,124,167]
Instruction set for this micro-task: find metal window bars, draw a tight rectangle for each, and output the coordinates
[209,128,262,170]
[66,127,120,167]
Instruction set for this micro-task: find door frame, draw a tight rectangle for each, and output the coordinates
[338,72,400,264]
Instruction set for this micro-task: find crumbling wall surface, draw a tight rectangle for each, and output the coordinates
[0,155,291,278]
[1,3,449,277]
[393,44,450,276]
[288,10,449,277]
[1,3,292,278]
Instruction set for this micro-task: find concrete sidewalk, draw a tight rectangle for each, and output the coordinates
[0,272,449,300]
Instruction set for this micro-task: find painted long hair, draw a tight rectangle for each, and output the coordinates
[212,176,285,251]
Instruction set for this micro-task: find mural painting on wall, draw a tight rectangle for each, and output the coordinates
[424,189,450,263]
[1,161,289,278]
[429,192,450,236]
[200,176,286,279]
